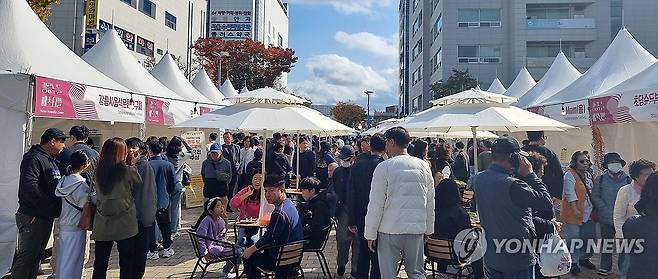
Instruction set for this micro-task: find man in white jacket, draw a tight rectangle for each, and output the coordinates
[364,127,435,279]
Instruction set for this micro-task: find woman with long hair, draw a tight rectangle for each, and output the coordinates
[92,138,142,279]
[230,169,263,246]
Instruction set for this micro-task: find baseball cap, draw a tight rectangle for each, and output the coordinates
[338,145,355,160]
[526,131,545,142]
[41,128,68,142]
[491,137,528,156]
[209,143,222,153]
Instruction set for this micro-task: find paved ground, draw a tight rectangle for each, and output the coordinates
[35,207,619,279]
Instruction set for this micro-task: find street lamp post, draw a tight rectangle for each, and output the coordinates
[216,51,230,87]
[364,90,373,129]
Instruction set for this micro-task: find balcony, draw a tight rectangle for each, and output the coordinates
[527,18,595,29]
[527,57,596,69]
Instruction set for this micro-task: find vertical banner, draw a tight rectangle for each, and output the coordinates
[181,131,205,208]
[85,0,99,29]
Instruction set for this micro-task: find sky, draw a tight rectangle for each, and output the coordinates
[285,0,400,111]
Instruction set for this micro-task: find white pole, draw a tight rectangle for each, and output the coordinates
[24,76,36,152]
[472,126,479,173]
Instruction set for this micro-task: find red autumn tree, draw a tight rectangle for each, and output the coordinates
[331,102,367,129]
[28,0,60,22]
[192,38,297,90]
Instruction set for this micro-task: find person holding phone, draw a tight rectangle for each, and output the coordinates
[471,137,552,278]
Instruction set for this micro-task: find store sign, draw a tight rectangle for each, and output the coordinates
[209,1,253,40]
[85,0,99,29]
[539,101,590,126]
[98,20,136,50]
[84,31,97,51]
[34,76,144,123]
[136,36,155,57]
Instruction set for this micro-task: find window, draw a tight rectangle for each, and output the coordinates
[120,0,133,6]
[458,45,501,63]
[413,0,419,12]
[412,11,422,36]
[411,64,423,85]
[139,0,156,18]
[433,14,443,39]
[433,0,440,9]
[458,9,501,28]
[433,48,442,72]
[278,34,283,47]
[165,12,176,30]
[412,97,420,113]
[412,38,422,60]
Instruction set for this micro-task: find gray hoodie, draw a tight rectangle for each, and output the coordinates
[55,174,90,230]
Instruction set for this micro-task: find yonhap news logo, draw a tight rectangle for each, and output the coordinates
[453,227,487,264]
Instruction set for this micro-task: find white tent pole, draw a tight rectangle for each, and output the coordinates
[296,131,300,188]
[472,126,479,173]
[138,123,145,139]
[24,76,36,152]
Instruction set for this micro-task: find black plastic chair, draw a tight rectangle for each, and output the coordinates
[256,240,307,279]
[302,221,334,278]
[425,237,474,278]
[187,229,240,279]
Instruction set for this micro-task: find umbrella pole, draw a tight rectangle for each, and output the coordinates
[259,130,267,223]
[296,131,300,189]
[472,126,478,173]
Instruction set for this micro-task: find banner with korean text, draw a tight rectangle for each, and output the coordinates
[144,97,195,126]
[33,76,144,123]
[589,90,658,125]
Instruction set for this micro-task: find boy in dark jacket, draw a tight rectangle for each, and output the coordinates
[12,128,67,279]
[147,141,177,259]
[297,177,332,249]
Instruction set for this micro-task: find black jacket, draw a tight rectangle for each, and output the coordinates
[293,150,316,179]
[266,152,292,179]
[57,142,100,188]
[433,178,471,239]
[624,215,658,279]
[522,144,564,199]
[332,166,351,216]
[297,194,332,249]
[348,153,384,228]
[18,145,63,219]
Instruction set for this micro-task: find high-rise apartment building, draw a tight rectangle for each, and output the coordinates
[399,0,658,114]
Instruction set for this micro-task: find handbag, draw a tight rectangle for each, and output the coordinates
[78,194,95,231]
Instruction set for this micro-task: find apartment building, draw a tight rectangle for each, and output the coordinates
[399,0,658,114]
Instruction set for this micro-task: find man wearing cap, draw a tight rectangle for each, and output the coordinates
[201,143,233,205]
[591,152,631,276]
[471,136,553,278]
[12,128,67,278]
[242,174,303,279]
[522,131,564,208]
[333,144,358,278]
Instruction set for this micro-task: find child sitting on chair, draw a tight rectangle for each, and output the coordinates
[194,198,244,278]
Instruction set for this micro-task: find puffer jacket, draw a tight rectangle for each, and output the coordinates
[591,171,631,225]
[364,155,435,240]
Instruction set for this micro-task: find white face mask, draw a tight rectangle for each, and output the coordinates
[607,163,623,174]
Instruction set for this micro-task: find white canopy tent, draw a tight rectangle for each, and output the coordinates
[0,0,131,273]
[151,53,214,104]
[240,86,250,94]
[220,78,238,97]
[517,52,582,108]
[504,67,536,99]
[539,28,657,107]
[487,77,506,94]
[191,68,228,104]
[225,87,309,105]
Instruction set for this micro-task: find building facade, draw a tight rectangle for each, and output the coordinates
[311,104,334,118]
[208,0,289,48]
[399,0,658,114]
[49,0,207,67]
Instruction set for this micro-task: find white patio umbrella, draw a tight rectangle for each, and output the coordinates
[402,88,573,171]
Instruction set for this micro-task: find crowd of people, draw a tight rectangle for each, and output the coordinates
[8,124,658,279]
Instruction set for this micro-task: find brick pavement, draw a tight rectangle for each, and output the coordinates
[36,207,619,279]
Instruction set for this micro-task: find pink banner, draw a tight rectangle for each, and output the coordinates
[34,77,78,119]
[589,94,637,125]
[145,97,176,125]
[34,76,144,123]
[199,106,214,115]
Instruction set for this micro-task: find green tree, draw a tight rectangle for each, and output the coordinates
[430,69,478,100]
[331,102,366,129]
[28,0,60,22]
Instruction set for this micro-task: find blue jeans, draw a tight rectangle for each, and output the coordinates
[561,221,596,264]
[169,183,183,235]
[485,265,535,279]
